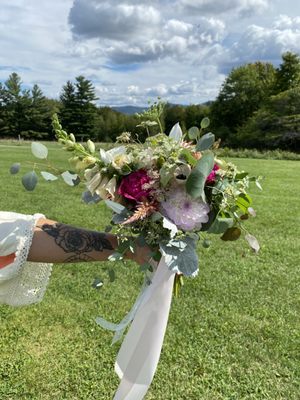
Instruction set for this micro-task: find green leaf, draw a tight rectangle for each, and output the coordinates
[105,200,126,214]
[200,117,210,129]
[186,151,214,199]
[108,269,116,282]
[61,171,79,186]
[188,126,200,140]
[221,227,241,241]
[196,132,215,151]
[31,142,48,159]
[207,217,233,234]
[41,171,58,181]
[22,171,38,191]
[159,164,176,187]
[10,163,20,174]
[180,148,197,167]
[236,193,252,213]
[160,236,199,277]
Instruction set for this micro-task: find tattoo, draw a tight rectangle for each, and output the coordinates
[39,223,113,260]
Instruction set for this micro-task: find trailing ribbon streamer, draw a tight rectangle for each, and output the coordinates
[113,257,175,399]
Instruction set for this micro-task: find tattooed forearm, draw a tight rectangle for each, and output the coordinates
[38,223,114,260]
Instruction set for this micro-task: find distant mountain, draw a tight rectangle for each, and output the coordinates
[111,105,146,115]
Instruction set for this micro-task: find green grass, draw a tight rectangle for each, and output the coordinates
[0,144,299,399]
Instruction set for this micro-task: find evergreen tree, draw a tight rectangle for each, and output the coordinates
[274,51,300,93]
[59,76,99,138]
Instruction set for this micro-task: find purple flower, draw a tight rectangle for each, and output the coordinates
[160,187,210,231]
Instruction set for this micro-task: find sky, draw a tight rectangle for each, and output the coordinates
[1,0,300,107]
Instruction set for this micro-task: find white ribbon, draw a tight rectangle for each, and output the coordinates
[113,257,176,399]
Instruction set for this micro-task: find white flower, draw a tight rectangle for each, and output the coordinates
[160,187,210,231]
[99,146,126,165]
[95,176,117,200]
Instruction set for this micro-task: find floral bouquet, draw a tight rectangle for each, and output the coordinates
[13,101,262,399]
[50,108,261,285]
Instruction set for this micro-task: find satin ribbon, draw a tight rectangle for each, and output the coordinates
[97,257,176,399]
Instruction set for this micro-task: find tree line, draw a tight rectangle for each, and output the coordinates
[0,51,299,151]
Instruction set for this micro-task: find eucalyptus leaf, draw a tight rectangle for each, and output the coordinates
[61,171,79,186]
[160,236,199,277]
[200,117,210,129]
[31,142,48,159]
[188,126,200,140]
[10,163,20,175]
[160,164,176,187]
[207,217,233,234]
[81,190,101,204]
[22,171,38,191]
[196,132,215,151]
[221,227,241,241]
[41,171,58,181]
[108,252,123,261]
[162,217,178,238]
[245,234,260,253]
[105,200,126,214]
[186,151,214,199]
[108,269,116,282]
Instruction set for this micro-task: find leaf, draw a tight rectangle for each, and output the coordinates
[160,164,176,187]
[248,207,256,217]
[162,217,178,238]
[81,190,101,204]
[236,193,252,213]
[92,278,103,289]
[108,269,116,282]
[10,163,20,174]
[108,252,123,261]
[31,142,48,159]
[200,117,210,129]
[196,132,215,151]
[169,122,183,142]
[61,171,79,186]
[221,227,241,241]
[22,171,38,191]
[41,171,58,181]
[105,199,126,214]
[245,234,260,253]
[188,126,200,140]
[207,217,233,234]
[186,151,214,199]
[160,236,199,277]
[180,148,197,167]
[256,180,263,190]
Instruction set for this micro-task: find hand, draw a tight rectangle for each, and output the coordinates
[126,243,157,268]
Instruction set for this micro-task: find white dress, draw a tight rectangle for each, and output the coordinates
[0,211,52,306]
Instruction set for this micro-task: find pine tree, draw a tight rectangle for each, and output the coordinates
[274,52,300,93]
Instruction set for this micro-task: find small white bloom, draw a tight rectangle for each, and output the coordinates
[96,176,117,200]
[99,146,126,165]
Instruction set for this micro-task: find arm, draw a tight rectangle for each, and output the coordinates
[27,218,151,266]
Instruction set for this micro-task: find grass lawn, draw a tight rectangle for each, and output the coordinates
[0,143,299,399]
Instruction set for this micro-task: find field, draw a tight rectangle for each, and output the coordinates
[0,142,299,399]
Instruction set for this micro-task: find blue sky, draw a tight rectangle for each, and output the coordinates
[1,0,300,106]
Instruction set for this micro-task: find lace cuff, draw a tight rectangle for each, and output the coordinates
[0,211,52,306]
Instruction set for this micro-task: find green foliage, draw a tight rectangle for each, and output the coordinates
[274,51,300,93]
[236,87,300,151]
[210,62,276,138]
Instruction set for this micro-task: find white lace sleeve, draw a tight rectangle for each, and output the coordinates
[0,211,52,307]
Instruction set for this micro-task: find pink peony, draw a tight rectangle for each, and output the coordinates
[206,164,220,184]
[118,169,152,201]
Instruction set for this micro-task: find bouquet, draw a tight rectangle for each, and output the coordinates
[13,101,262,399]
[50,106,261,286]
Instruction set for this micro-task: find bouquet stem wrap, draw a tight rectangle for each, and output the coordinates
[112,257,175,399]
